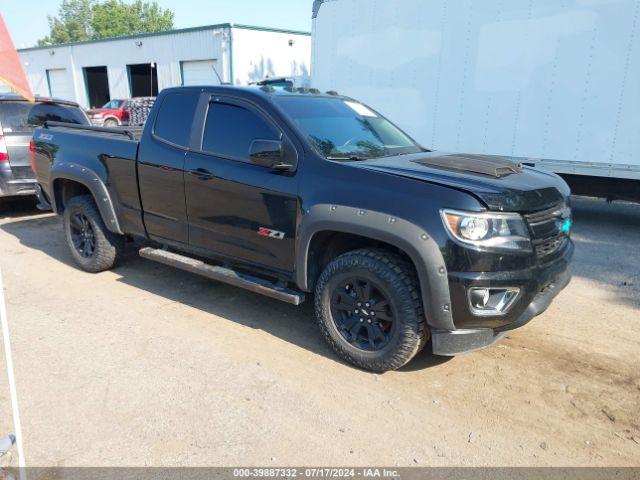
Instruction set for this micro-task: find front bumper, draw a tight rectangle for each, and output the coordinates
[432,269,571,355]
[432,242,573,356]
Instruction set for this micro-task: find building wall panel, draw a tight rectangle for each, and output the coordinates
[231,27,311,85]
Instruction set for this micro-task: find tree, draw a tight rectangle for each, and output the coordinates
[38,0,93,46]
[92,0,174,39]
[37,0,174,46]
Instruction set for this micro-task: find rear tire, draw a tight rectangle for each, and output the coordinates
[103,118,118,127]
[63,195,124,272]
[314,248,428,372]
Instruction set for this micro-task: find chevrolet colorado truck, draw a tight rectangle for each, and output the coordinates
[32,86,573,372]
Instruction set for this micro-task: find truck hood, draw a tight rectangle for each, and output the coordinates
[352,152,570,212]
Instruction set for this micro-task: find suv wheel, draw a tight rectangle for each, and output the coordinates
[103,118,118,127]
[315,248,428,372]
[63,195,124,272]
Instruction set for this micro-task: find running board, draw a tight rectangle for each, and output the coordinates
[139,247,305,305]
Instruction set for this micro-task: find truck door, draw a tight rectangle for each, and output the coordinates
[137,91,200,244]
[184,96,299,274]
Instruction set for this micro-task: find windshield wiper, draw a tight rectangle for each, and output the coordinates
[326,155,369,161]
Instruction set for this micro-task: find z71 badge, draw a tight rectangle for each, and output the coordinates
[257,227,285,240]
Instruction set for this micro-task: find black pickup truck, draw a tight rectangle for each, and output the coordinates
[32,86,573,371]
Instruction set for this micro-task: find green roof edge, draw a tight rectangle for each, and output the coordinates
[18,23,310,52]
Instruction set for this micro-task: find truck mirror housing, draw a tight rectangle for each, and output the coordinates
[249,139,292,171]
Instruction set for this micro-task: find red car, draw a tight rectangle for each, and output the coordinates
[86,99,129,127]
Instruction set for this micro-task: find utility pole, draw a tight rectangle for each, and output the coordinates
[150,62,155,96]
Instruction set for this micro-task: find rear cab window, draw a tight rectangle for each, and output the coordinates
[0,102,88,133]
[153,92,201,148]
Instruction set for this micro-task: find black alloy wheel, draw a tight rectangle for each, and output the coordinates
[330,277,396,351]
[63,195,125,273]
[69,212,96,258]
[315,248,428,372]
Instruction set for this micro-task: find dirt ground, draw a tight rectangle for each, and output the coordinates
[0,196,638,467]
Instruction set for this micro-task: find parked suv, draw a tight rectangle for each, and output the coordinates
[86,99,129,127]
[0,94,89,201]
[32,86,573,371]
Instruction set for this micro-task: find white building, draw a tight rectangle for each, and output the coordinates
[18,23,311,108]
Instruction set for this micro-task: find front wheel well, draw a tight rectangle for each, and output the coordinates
[53,178,92,213]
[306,231,419,292]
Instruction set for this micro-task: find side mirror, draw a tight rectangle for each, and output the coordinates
[249,139,293,171]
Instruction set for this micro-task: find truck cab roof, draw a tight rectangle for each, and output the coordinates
[0,93,81,107]
[160,85,348,101]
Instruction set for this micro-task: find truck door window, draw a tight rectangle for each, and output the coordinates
[202,102,278,162]
[153,92,200,148]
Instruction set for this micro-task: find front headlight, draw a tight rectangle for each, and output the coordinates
[441,209,532,252]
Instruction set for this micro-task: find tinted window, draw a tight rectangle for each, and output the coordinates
[202,103,278,160]
[28,103,88,127]
[0,103,31,132]
[0,102,88,132]
[154,92,200,148]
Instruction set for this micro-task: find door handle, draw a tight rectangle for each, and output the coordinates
[189,167,215,181]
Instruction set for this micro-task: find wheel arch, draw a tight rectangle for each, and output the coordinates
[102,115,120,125]
[296,204,456,330]
[50,164,123,235]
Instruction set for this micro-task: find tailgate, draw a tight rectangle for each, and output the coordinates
[4,130,34,179]
[0,102,34,180]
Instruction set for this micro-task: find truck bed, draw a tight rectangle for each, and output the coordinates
[32,121,143,235]
[43,121,143,141]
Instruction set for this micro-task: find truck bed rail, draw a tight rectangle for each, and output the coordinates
[44,121,138,141]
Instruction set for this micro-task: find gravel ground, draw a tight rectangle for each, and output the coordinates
[0,196,638,467]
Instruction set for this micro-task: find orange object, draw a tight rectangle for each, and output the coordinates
[0,14,34,102]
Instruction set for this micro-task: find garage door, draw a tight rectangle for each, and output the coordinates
[181,60,219,86]
[47,68,74,102]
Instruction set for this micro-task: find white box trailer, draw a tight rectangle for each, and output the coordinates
[311,0,640,202]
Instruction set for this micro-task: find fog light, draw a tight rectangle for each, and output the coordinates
[468,287,520,316]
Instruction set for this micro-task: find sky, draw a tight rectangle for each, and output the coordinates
[0,0,313,49]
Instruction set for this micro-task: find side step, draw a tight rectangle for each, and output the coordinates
[139,247,305,305]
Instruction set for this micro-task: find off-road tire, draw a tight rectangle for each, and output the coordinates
[63,195,125,273]
[315,248,428,372]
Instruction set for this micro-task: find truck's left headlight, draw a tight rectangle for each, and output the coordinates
[441,209,532,252]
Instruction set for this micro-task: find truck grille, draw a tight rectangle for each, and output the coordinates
[524,203,571,258]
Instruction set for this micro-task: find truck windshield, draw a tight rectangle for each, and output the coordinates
[102,100,124,109]
[275,96,423,160]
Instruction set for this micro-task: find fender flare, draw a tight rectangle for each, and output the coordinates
[295,204,456,330]
[50,162,124,235]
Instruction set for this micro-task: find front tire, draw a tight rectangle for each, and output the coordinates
[63,195,124,272]
[103,118,119,128]
[315,249,428,372]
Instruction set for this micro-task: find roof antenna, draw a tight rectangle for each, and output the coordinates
[211,65,231,85]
